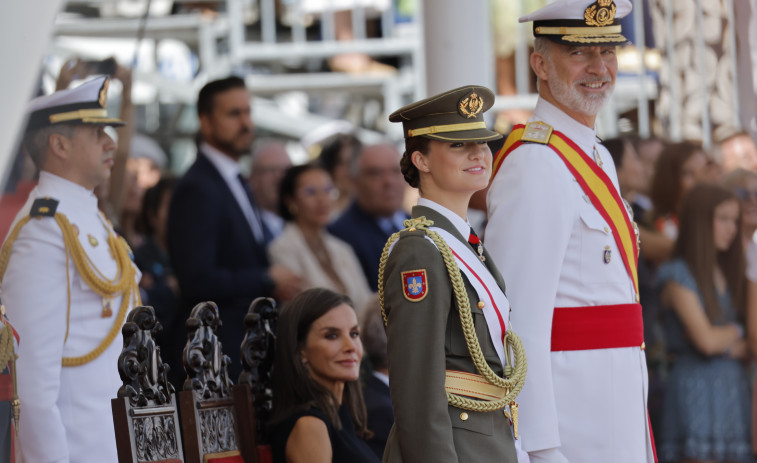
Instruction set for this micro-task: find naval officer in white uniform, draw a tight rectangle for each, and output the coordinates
[0,76,140,462]
[485,1,656,462]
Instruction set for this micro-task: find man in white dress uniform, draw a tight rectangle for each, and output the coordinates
[485,1,657,462]
[0,76,140,462]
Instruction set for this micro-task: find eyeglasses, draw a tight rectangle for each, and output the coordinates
[734,188,757,201]
[298,185,338,199]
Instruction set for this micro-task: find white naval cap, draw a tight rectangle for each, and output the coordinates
[26,75,125,131]
[519,0,632,45]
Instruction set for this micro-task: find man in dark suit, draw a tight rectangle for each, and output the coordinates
[328,143,407,291]
[167,76,302,382]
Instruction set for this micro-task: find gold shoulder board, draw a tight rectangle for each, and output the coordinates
[521,121,553,144]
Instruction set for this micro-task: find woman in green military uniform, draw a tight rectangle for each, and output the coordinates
[379,85,527,462]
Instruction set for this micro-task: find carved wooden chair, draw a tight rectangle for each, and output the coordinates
[178,301,253,463]
[234,297,278,463]
[112,305,184,463]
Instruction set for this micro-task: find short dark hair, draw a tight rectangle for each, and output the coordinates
[271,288,369,438]
[277,163,328,221]
[400,136,431,189]
[21,124,77,169]
[196,76,247,117]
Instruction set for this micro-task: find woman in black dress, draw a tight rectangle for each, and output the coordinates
[270,288,378,463]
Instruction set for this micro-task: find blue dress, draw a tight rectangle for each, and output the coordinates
[657,258,751,462]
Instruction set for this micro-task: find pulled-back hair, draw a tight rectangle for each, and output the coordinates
[270,288,369,438]
[675,183,745,323]
[400,136,431,189]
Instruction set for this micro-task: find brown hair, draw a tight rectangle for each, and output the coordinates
[400,136,431,189]
[674,183,745,322]
[650,141,705,222]
[277,163,328,221]
[270,288,369,438]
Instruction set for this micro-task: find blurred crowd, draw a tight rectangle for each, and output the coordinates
[5,33,757,459]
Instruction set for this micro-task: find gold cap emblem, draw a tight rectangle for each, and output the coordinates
[98,78,109,108]
[459,92,484,119]
[584,0,616,27]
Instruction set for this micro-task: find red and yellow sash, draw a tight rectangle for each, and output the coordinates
[492,124,639,297]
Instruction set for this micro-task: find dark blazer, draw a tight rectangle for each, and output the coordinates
[329,202,407,291]
[381,205,517,463]
[363,373,393,459]
[167,152,272,381]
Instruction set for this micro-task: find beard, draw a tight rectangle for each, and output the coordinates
[207,129,254,159]
[546,63,613,117]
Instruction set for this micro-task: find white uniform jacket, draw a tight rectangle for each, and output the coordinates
[2,172,140,463]
[485,99,654,463]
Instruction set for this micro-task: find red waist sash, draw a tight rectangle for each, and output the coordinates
[551,303,643,351]
[0,373,12,401]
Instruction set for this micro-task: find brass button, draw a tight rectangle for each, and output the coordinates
[477,301,485,309]
[641,342,646,351]
[603,227,610,233]
[460,412,469,421]
[636,294,640,302]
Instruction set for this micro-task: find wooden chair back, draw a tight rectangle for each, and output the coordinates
[178,301,251,463]
[234,297,278,463]
[112,305,184,463]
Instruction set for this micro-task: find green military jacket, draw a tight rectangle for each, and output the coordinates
[381,205,517,463]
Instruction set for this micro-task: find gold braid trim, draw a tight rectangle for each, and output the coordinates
[378,217,527,412]
[0,212,138,368]
[0,316,19,431]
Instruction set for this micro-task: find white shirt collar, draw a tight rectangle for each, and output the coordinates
[37,171,98,210]
[417,197,471,239]
[199,142,265,242]
[200,142,242,182]
[531,98,598,155]
[372,370,389,387]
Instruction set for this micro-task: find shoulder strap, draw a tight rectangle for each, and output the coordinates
[547,129,640,297]
[491,121,554,179]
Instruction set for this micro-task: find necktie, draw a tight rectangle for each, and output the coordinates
[237,174,272,245]
[468,228,485,262]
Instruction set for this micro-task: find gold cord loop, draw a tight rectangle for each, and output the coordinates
[378,217,527,412]
[0,212,138,368]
